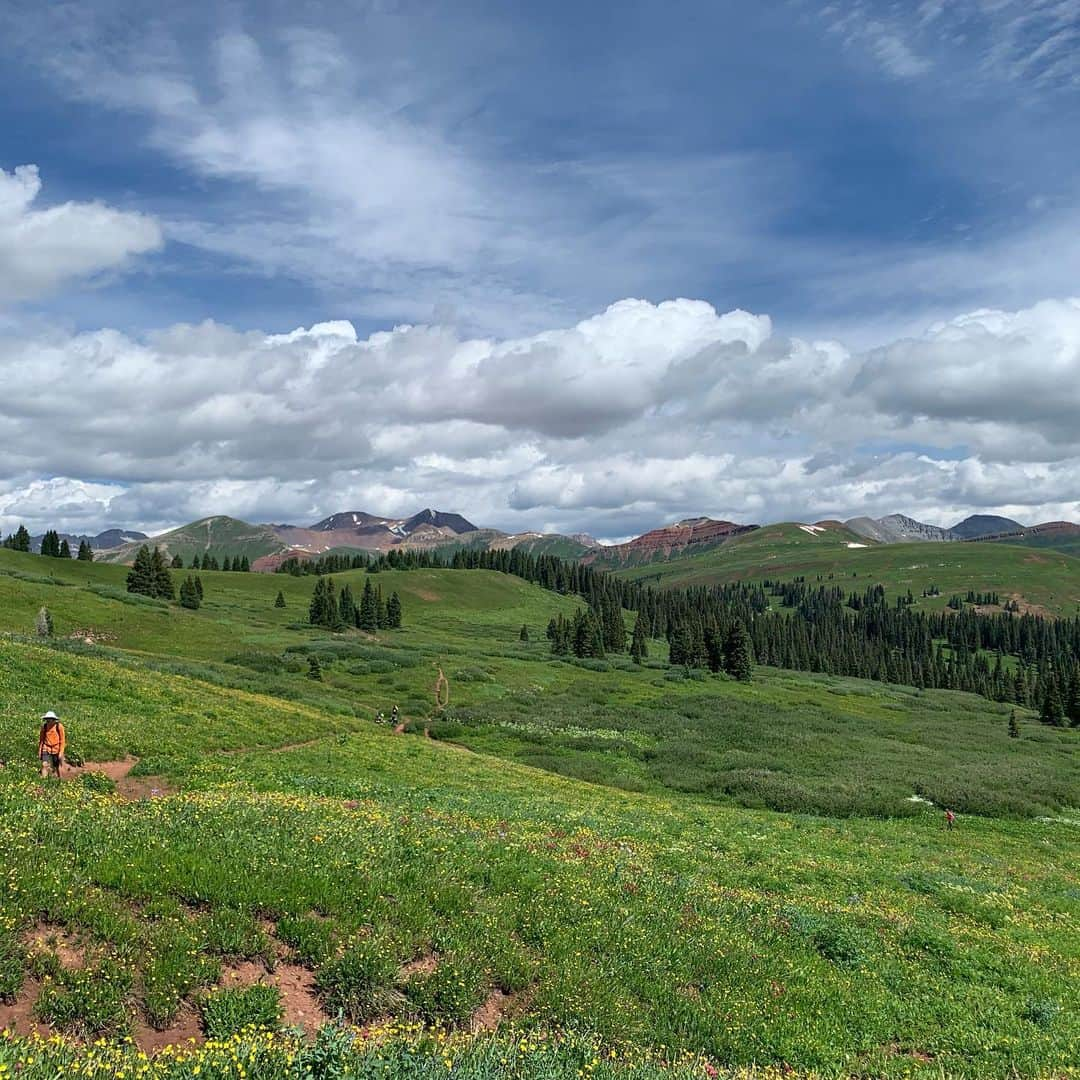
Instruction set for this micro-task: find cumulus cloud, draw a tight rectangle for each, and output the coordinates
[0,165,162,304]
[1,295,1080,538]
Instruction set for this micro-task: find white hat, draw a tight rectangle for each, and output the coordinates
[41,710,59,720]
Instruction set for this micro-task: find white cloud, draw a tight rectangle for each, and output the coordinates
[0,165,162,304]
[2,295,1080,537]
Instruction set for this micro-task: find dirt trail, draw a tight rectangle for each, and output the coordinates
[63,757,174,800]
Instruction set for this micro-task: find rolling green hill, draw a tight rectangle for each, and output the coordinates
[615,522,1080,616]
[97,515,287,566]
[1,546,1078,1077]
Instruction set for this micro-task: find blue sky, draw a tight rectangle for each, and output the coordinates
[2,0,1080,537]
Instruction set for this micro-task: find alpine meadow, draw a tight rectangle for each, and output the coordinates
[3,2,1080,1078]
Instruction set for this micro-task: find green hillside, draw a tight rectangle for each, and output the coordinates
[1,547,1078,1077]
[986,531,1080,558]
[97,516,286,565]
[615,523,1080,616]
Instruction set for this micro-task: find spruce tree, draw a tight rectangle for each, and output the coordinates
[239,555,250,572]
[358,579,379,632]
[150,547,176,600]
[274,590,286,609]
[1067,668,1080,727]
[191,554,202,570]
[77,539,94,562]
[630,613,649,664]
[171,553,184,569]
[126,545,156,596]
[1008,709,1020,738]
[307,655,323,680]
[1040,674,1066,726]
[179,575,201,610]
[40,530,61,557]
[386,592,403,629]
[13,525,30,552]
[194,575,204,600]
[59,538,72,559]
[723,621,754,682]
[338,584,357,626]
[519,623,530,643]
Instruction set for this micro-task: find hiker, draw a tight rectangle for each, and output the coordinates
[945,809,956,831]
[38,710,66,779]
[391,705,400,726]
[375,710,385,724]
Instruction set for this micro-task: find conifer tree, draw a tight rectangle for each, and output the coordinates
[59,538,72,559]
[338,584,357,627]
[171,553,184,568]
[274,590,286,609]
[1008,709,1020,738]
[386,592,403,629]
[40,530,61,557]
[13,525,30,552]
[630,613,649,664]
[307,655,323,680]
[179,575,201,609]
[76,539,94,562]
[191,554,202,570]
[194,575,204,600]
[519,623,529,643]
[723,621,754,682]
[1067,668,1080,727]
[126,545,156,596]
[1040,673,1066,726]
[239,555,250,572]
[151,547,176,600]
[358,578,379,632]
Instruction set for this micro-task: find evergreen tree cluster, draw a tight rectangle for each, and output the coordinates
[126,546,176,600]
[1,525,31,551]
[179,574,204,609]
[308,576,403,632]
[39,530,64,557]
[189,552,250,572]
[277,552,369,576]
[76,540,94,562]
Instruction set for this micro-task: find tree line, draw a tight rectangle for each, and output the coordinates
[3,526,94,560]
[308,576,403,632]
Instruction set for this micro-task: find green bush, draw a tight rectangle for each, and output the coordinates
[34,961,133,1038]
[76,770,116,795]
[200,908,271,963]
[403,954,487,1025]
[200,984,282,1039]
[0,931,25,1003]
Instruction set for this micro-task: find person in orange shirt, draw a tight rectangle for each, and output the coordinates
[38,710,66,779]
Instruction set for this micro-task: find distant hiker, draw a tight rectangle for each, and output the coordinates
[945,809,956,831]
[38,711,66,779]
[375,710,385,724]
[391,705,400,725]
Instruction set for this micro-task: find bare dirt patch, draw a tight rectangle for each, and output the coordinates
[470,988,511,1032]
[399,954,438,979]
[0,978,47,1039]
[64,758,175,800]
[23,921,87,969]
[1005,593,1052,618]
[221,960,329,1036]
[414,589,441,602]
[133,1007,203,1054]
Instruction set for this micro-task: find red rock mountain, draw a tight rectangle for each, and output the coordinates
[586,517,756,567]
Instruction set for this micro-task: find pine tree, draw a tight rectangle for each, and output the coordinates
[76,539,94,562]
[307,655,323,681]
[150,547,176,600]
[126,545,156,596]
[171,553,184,568]
[1067,668,1080,728]
[194,575,204,600]
[239,555,250,572]
[1040,673,1066,726]
[274,590,286,609]
[630,613,649,664]
[222,556,233,572]
[358,579,379,632]
[338,584,357,627]
[40,530,61,557]
[723,621,754,682]
[1008,709,1020,738]
[13,525,30,552]
[36,606,54,638]
[386,592,403,629]
[519,623,530,643]
[191,554,202,570]
[59,538,72,559]
[179,575,201,610]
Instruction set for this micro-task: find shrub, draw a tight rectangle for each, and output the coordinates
[142,924,221,1029]
[1020,997,1061,1029]
[316,937,400,1021]
[0,931,25,1004]
[76,770,116,795]
[200,984,282,1039]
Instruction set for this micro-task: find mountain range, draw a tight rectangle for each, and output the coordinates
[36,509,1080,569]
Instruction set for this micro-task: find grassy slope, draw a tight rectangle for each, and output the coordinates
[614,523,1080,616]
[1,639,1078,1078]
[2,547,1077,818]
[96,516,285,565]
